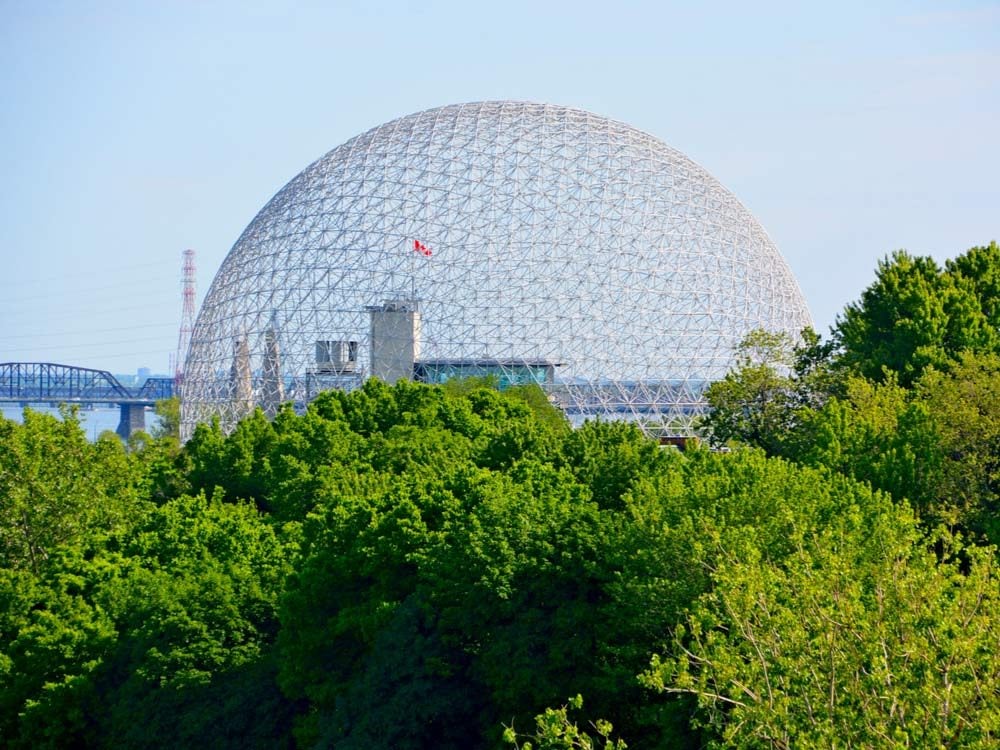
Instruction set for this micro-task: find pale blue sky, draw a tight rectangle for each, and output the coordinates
[1,0,997,373]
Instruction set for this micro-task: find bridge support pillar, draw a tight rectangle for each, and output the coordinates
[116,403,146,440]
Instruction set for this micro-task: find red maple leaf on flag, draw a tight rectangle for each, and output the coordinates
[413,239,432,256]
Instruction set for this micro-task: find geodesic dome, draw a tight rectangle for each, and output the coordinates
[181,101,812,438]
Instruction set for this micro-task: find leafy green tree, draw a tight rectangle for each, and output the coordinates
[505,383,571,435]
[260,406,367,522]
[559,420,669,510]
[701,329,796,452]
[790,326,842,406]
[425,460,614,733]
[789,374,943,513]
[836,250,998,386]
[785,350,1000,543]
[185,408,277,507]
[97,493,297,748]
[946,240,1000,329]
[701,328,843,454]
[503,695,627,750]
[275,384,676,748]
[644,528,1000,748]
[0,491,297,749]
[277,471,467,747]
[0,553,117,749]
[618,447,922,746]
[0,407,147,573]
[701,327,844,456]
[917,350,1000,542]
[152,396,181,440]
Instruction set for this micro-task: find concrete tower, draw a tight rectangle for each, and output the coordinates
[368,299,421,384]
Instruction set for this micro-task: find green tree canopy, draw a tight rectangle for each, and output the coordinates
[644,528,1000,748]
[917,350,1000,543]
[4,328,1000,750]
[836,248,999,386]
[0,407,147,574]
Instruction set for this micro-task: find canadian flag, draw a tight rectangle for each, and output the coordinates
[413,239,432,257]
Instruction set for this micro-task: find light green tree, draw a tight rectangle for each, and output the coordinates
[503,695,627,750]
[701,329,797,452]
[152,395,181,440]
[0,406,146,573]
[917,350,1000,543]
[791,374,943,513]
[644,526,1000,748]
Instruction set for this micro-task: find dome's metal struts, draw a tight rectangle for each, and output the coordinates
[181,101,812,439]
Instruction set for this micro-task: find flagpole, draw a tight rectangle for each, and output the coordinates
[409,239,432,303]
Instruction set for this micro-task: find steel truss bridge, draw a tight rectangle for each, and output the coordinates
[0,362,174,439]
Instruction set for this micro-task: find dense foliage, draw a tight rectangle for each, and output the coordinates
[1,241,999,748]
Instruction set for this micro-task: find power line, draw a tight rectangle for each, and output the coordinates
[2,258,178,288]
[4,335,175,353]
[1,297,176,320]
[0,322,176,341]
[1,278,179,304]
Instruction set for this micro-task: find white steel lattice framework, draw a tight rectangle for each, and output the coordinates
[181,101,812,438]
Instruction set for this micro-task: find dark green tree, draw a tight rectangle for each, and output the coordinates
[836,250,997,386]
[946,240,1000,329]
